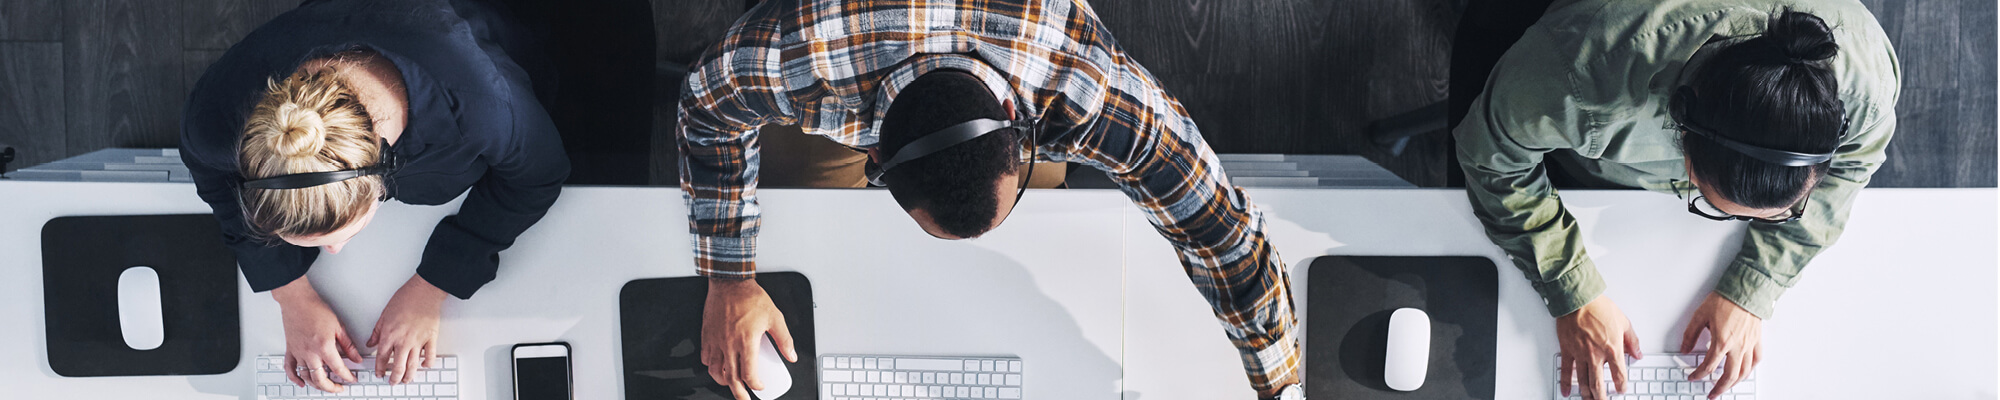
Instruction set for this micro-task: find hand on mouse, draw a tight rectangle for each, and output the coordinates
[703,278,798,400]
[1681,292,1762,399]
[369,274,447,385]
[273,277,365,393]
[1556,295,1642,400]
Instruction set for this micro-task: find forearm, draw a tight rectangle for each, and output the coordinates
[271,276,327,310]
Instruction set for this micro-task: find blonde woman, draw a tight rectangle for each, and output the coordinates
[179,0,567,394]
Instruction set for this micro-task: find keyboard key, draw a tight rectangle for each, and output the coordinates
[981,360,995,371]
[826,370,853,382]
[437,383,458,396]
[1008,360,1021,372]
[864,358,877,369]
[897,358,964,371]
[999,387,1023,399]
[1005,374,1021,386]
[258,372,288,384]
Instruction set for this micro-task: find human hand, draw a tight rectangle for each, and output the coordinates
[702,278,797,400]
[1681,292,1762,399]
[367,274,447,384]
[1556,295,1643,400]
[273,277,365,393]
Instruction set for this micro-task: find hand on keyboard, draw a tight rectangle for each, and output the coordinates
[274,278,366,393]
[704,279,799,400]
[1556,296,1644,400]
[368,275,449,385]
[1681,292,1764,399]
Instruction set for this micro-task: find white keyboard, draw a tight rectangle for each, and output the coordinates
[819,354,1024,400]
[1552,353,1756,400]
[253,354,462,399]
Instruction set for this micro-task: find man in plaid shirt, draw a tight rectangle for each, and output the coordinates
[678,0,1302,398]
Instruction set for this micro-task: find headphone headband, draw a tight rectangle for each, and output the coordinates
[1671,87,1841,167]
[239,139,400,198]
[868,118,1035,186]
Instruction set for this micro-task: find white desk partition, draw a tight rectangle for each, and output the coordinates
[1,181,1993,399]
[1122,188,1999,400]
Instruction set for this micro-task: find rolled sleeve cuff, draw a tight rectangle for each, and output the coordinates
[1534,257,1607,317]
[1242,328,1301,394]
[693,234,756,280]
[1713,260,1786,319]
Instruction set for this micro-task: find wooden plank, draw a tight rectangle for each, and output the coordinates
[651,0,746,65]
[181,0,261,51]
[63,0,185,155]
[1953,0,1997,187]
[0,0,62,41]
[1086,0,1458,186]
[0,42,64,173]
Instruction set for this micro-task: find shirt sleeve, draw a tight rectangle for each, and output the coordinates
[675,14,792,280]
[412,97,570,299]
[1084,65,1299,394]
[180,109,322,293]
[1714,104,1896,318]
[1451,40,1607,318]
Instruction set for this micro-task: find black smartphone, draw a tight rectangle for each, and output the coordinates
[512,342,573,400]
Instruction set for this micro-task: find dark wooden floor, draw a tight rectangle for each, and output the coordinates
[2,0,1992,188]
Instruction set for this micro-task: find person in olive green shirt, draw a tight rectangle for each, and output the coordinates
[1454,1,1898,399]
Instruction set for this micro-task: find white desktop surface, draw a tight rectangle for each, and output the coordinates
[1,181,1993,400]
[1121,188,1999,400]
[0,182,1128,399]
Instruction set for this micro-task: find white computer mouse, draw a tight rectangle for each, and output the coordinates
[1384,307,1430,391]
[116,266,164,351]
[750,334,792,400]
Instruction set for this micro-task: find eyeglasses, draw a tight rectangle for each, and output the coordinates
[1671,180,1805,224]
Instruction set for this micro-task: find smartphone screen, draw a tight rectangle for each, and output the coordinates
[513,343,572,400]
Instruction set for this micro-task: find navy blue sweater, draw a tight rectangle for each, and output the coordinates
[180,0,567,299]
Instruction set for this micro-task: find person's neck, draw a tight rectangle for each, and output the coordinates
[302,54,409,145]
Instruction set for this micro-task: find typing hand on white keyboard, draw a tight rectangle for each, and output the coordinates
[1556,296,1644,400]
[367,275,451,385]
[257,354,463,399]
[1552,354,1757,400]
[1680,293,1765,399]
[274,281,367,394]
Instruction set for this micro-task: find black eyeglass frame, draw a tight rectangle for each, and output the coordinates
[1672,181,1806,224]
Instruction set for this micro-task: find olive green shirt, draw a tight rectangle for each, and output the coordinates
[1454,0,1901,318]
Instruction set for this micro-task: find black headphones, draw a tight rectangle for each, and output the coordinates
[866,117,1039,187]
[239,139,400,201]
[1670,86,1842,167]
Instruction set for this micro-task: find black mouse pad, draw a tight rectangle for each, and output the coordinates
[620,272,817,400]
[1306,256,1498,399]
[41,214,241,377]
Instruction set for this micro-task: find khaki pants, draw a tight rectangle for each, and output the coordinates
[758,124,1067,189]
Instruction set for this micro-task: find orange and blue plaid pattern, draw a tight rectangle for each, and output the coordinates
[675,0,1297,391]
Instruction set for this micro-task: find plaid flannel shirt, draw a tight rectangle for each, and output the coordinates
[676,0,1297,391]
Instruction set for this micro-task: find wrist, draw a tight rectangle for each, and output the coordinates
[401,274,450,303]
[271,277,323,308]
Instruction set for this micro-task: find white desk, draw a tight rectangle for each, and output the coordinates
[1,181,1993,399]
[1123,188,1999,399]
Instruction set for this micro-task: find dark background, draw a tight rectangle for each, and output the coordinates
[0,0,1990,187]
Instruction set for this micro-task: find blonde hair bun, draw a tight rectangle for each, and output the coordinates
[273,102,331,158]
[238,57,385,240]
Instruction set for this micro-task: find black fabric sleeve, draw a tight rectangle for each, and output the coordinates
[413,98,570,299]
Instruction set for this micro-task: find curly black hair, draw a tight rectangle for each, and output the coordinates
[878,70,1020,238]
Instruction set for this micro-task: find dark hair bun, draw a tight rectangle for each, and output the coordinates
[1768,10,1839,63]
